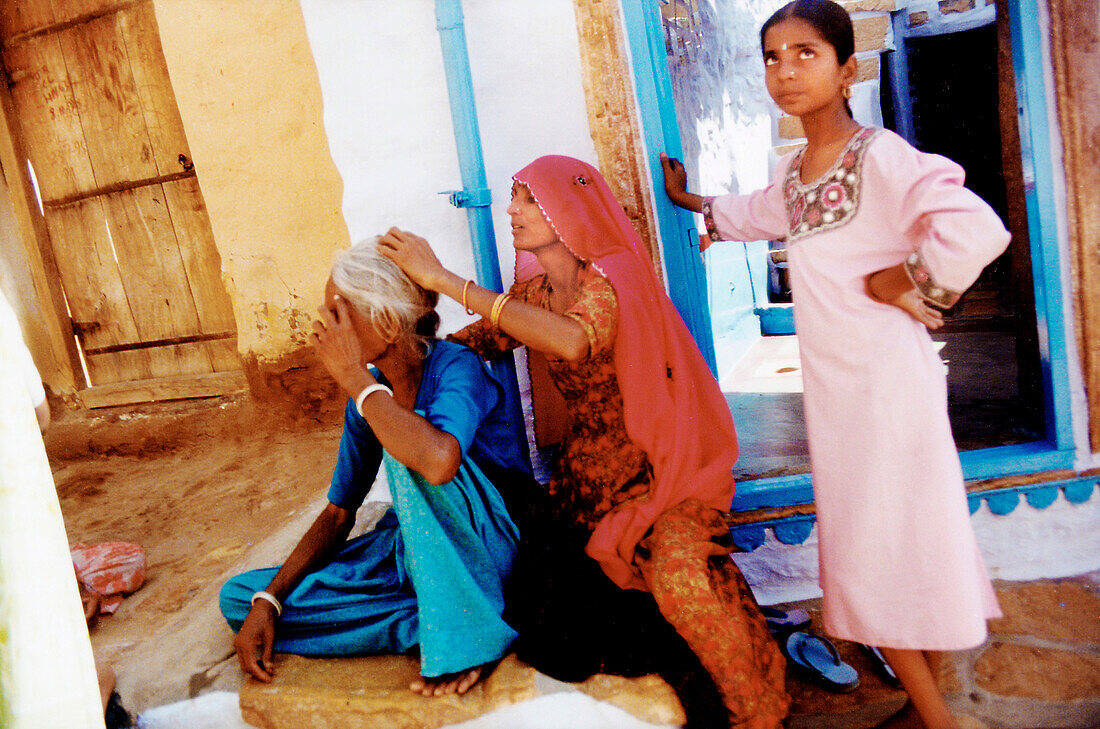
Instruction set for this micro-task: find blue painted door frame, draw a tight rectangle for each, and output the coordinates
[620,0,1077,511]
[619,2,717,374]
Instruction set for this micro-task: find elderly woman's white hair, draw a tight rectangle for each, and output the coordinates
[331,236,439,351]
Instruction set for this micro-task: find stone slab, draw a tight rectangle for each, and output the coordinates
[238,653,688,729]
[989,578,1100,644]
[973,641,1100,701]
[572,672,685,726]
[240,654,536,729]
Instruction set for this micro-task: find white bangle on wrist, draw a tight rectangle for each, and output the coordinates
[251,590,283,617]
[355,383,394,417]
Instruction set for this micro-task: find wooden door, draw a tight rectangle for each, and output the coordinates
[0,0,242,406]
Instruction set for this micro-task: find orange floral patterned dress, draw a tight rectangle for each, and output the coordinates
[451,265,655,531]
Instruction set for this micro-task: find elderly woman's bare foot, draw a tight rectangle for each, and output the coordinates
[409,665,484,697]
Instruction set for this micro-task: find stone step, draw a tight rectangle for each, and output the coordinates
[239,635,911,729]
[240,654,685,729]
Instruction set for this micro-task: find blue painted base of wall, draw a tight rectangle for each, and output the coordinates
[728,472,1098,551]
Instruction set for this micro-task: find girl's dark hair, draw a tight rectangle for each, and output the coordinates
[760,0,855,116]
[761,0,855,64]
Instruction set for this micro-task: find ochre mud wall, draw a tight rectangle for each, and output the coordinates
[152,0,349,410]
[153,0,348,365]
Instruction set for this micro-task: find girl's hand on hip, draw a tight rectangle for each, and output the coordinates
[379,227,448,291]
[887,288,945,330]
[866,264,944,330]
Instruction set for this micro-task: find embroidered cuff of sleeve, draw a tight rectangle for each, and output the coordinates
[904,250,962,309]
[701,197,723,243]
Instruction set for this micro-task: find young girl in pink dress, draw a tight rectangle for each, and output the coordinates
[663,1,1006,727]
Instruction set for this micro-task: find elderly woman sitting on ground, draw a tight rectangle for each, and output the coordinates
[219,237,530,695]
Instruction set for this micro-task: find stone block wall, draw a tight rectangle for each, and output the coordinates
[902,0,997,35]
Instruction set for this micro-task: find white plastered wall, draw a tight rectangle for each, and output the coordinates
[298,0,597,336]
[297,0,597,496]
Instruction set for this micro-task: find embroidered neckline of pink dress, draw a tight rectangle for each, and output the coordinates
[784,126,878,244]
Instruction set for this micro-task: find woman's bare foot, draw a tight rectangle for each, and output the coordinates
[409,665,484,697]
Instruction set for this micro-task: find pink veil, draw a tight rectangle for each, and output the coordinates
[513,155,738,590]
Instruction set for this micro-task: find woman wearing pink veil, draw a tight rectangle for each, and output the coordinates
[380,155,787,729]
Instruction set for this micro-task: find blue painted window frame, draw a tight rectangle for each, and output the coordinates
[621,0,1076,513]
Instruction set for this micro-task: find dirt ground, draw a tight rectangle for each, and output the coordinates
[45,390,346,681]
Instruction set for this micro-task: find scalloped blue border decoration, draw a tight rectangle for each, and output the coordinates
[730,476,1098,551]
[774,517,815,546]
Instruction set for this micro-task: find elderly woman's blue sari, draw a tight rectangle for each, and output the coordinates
[220,340,526,677]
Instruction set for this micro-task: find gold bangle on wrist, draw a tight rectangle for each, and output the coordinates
[490,293,512,329]
[461,279,474,315]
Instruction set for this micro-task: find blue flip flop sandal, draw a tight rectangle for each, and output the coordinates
[761,605,811,634]
[859,643,902,688]
[783,631,860,693]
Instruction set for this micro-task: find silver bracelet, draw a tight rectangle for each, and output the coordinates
[251,590,283,617]
[355,383,394,417]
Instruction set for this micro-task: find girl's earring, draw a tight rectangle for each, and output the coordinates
[843,85,853,100]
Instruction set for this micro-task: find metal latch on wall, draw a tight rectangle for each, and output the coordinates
[440,187,491,208]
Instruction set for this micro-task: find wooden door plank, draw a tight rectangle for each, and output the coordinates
[2,0,239,393]
[47,0,128,27]
[0,2,57,41]
[161,176,239,370]
[43,197,152,383]
[4,33,97,199]
[56,13,158,189]
[202,338,240,373]
[0,52,83,389]
[78,369,247,409]
[101,185,212,382]
[89,340,222,382]
[100,184,214,379]
[117,3,192,178]
[102,186,204,337]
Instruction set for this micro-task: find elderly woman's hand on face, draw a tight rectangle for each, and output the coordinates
[310,295,375,396]
[378,228,450,292]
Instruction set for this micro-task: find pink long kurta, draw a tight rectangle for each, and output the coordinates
[706,127,1005,649]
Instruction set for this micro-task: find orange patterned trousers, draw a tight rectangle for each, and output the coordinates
[636,499,790,729]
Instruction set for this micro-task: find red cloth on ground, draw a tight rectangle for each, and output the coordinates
[512,155,738,590]
[71,542,145,614]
